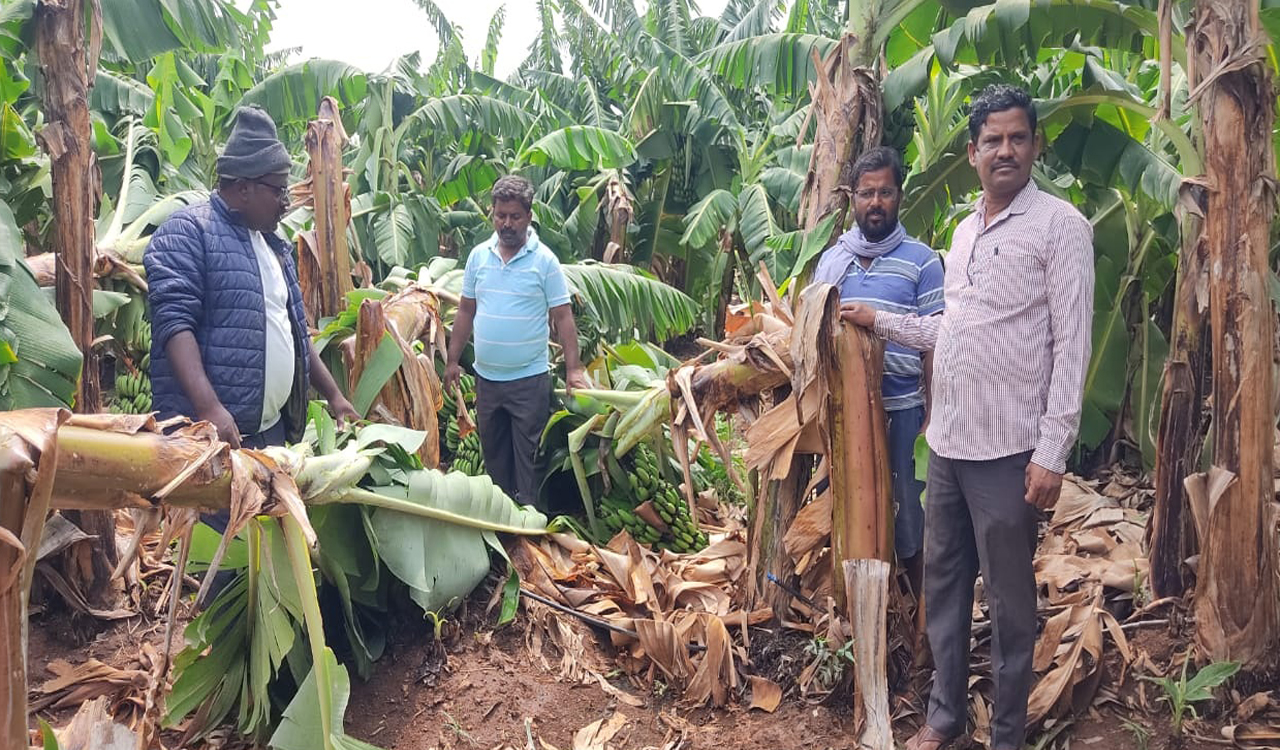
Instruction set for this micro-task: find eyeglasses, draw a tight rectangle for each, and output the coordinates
[853,187,898,201]
[251,179,289,198]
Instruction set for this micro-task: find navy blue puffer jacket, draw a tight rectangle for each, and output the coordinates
[145,192,311,437]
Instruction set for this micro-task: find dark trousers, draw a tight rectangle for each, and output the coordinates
[888,406,926,560]
[475,372,550,508]
[924,450,1038,749]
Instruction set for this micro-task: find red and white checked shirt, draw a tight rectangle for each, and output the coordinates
[872,180,1094,474]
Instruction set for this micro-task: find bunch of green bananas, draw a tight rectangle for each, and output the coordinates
[131,319,152,362]
[111,370,153,414]
[650,481,709,553]
[617,443,709,553]
[438,372,476,455]
[598,492,663,545]
[451,431,485,476]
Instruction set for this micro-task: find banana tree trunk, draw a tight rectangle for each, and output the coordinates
[37,0,98,412]
[748,454,811,617]
[748,21,884,617]
[36,0,118,609]
[1,408,543,744]
[300,96,355,321]
[1192,0,1279,666]
[712,229,735,338]
[829,323,893,608]
[604,176,632,263]
[795,34,881,247]
[1147,213,1206,599]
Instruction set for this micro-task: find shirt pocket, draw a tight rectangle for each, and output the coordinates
[980,249,1042,312]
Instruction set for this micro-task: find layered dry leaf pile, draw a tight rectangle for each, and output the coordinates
[513,500,772,710]
[510,475,1160,713]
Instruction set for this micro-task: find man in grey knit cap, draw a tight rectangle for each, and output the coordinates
[146,105,357,464]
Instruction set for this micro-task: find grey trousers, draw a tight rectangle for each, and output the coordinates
[924,450,1038,750]
[475,372,551,508]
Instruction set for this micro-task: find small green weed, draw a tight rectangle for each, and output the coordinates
[804,636,856,690]
[1140,659,1241,735]
[1120,718,1151,750]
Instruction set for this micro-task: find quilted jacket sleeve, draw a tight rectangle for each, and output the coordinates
[144,213,205,352]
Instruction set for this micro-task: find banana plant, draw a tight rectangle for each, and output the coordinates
[168,412,548,743]
[0,202,81,409]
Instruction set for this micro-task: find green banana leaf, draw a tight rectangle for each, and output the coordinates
[167,520,306,743]
[269,648,384,750]
[362,469,548,615]
[561,262,699,343]
[0,202,81,409]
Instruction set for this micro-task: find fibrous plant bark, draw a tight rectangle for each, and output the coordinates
[843,558,892,749]
[37,0,119,609]
[1189,0,1278,666]
[828,323,893,607]
[346,297,443,468]
[298,96,355,321]
[1147,215,1206,599]
[796,34,881,242]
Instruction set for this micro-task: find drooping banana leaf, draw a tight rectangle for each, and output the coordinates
[561,262,699,343]
[518,126,638,171]
[311,505,388,680]
[167,520,307,743]
[0,202,81,410]
[269,648,384,750]
[353,469,548,615]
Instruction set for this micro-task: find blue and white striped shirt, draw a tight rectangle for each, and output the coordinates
[461,228,572,381]
[836,236,944,411]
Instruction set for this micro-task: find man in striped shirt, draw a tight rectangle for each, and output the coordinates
[813,146,944,596]
[843,85,1094,750]
[445,175,590,508]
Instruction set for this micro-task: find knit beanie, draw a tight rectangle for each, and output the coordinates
[216,106,291,180]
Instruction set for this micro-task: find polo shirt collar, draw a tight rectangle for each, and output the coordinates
[486,228,540,263]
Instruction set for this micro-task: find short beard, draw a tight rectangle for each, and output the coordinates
[856,214,897,243]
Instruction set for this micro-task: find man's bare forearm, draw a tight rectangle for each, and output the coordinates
[551,305,582,372]
[308,345,345,402]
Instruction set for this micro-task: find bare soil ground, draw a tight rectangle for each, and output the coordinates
[25,599,1243,750]
[24,566,1260,750]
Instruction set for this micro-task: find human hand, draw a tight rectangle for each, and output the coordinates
[444,362,462,393]
[565,367,591,395]
[1024,461,1063,510]
[840,302,876,328]
[329,394,361,429]
[198,402,242,448]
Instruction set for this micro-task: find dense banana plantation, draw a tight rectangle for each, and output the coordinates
[2,0,1271,468]
[2,0,1279,747]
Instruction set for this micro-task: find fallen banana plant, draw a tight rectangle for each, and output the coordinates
[0,407,548,749]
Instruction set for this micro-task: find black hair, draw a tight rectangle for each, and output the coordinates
[491,174,535,211]
[851,146,905,189]
[968,84,1037,143]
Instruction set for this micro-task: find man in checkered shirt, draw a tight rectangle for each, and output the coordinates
[844,84,1095,750]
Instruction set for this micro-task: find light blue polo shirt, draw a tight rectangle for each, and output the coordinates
[461,228,572,382]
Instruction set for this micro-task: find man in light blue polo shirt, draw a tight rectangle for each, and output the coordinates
[445,175,590,508]
[814,146,944,595]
